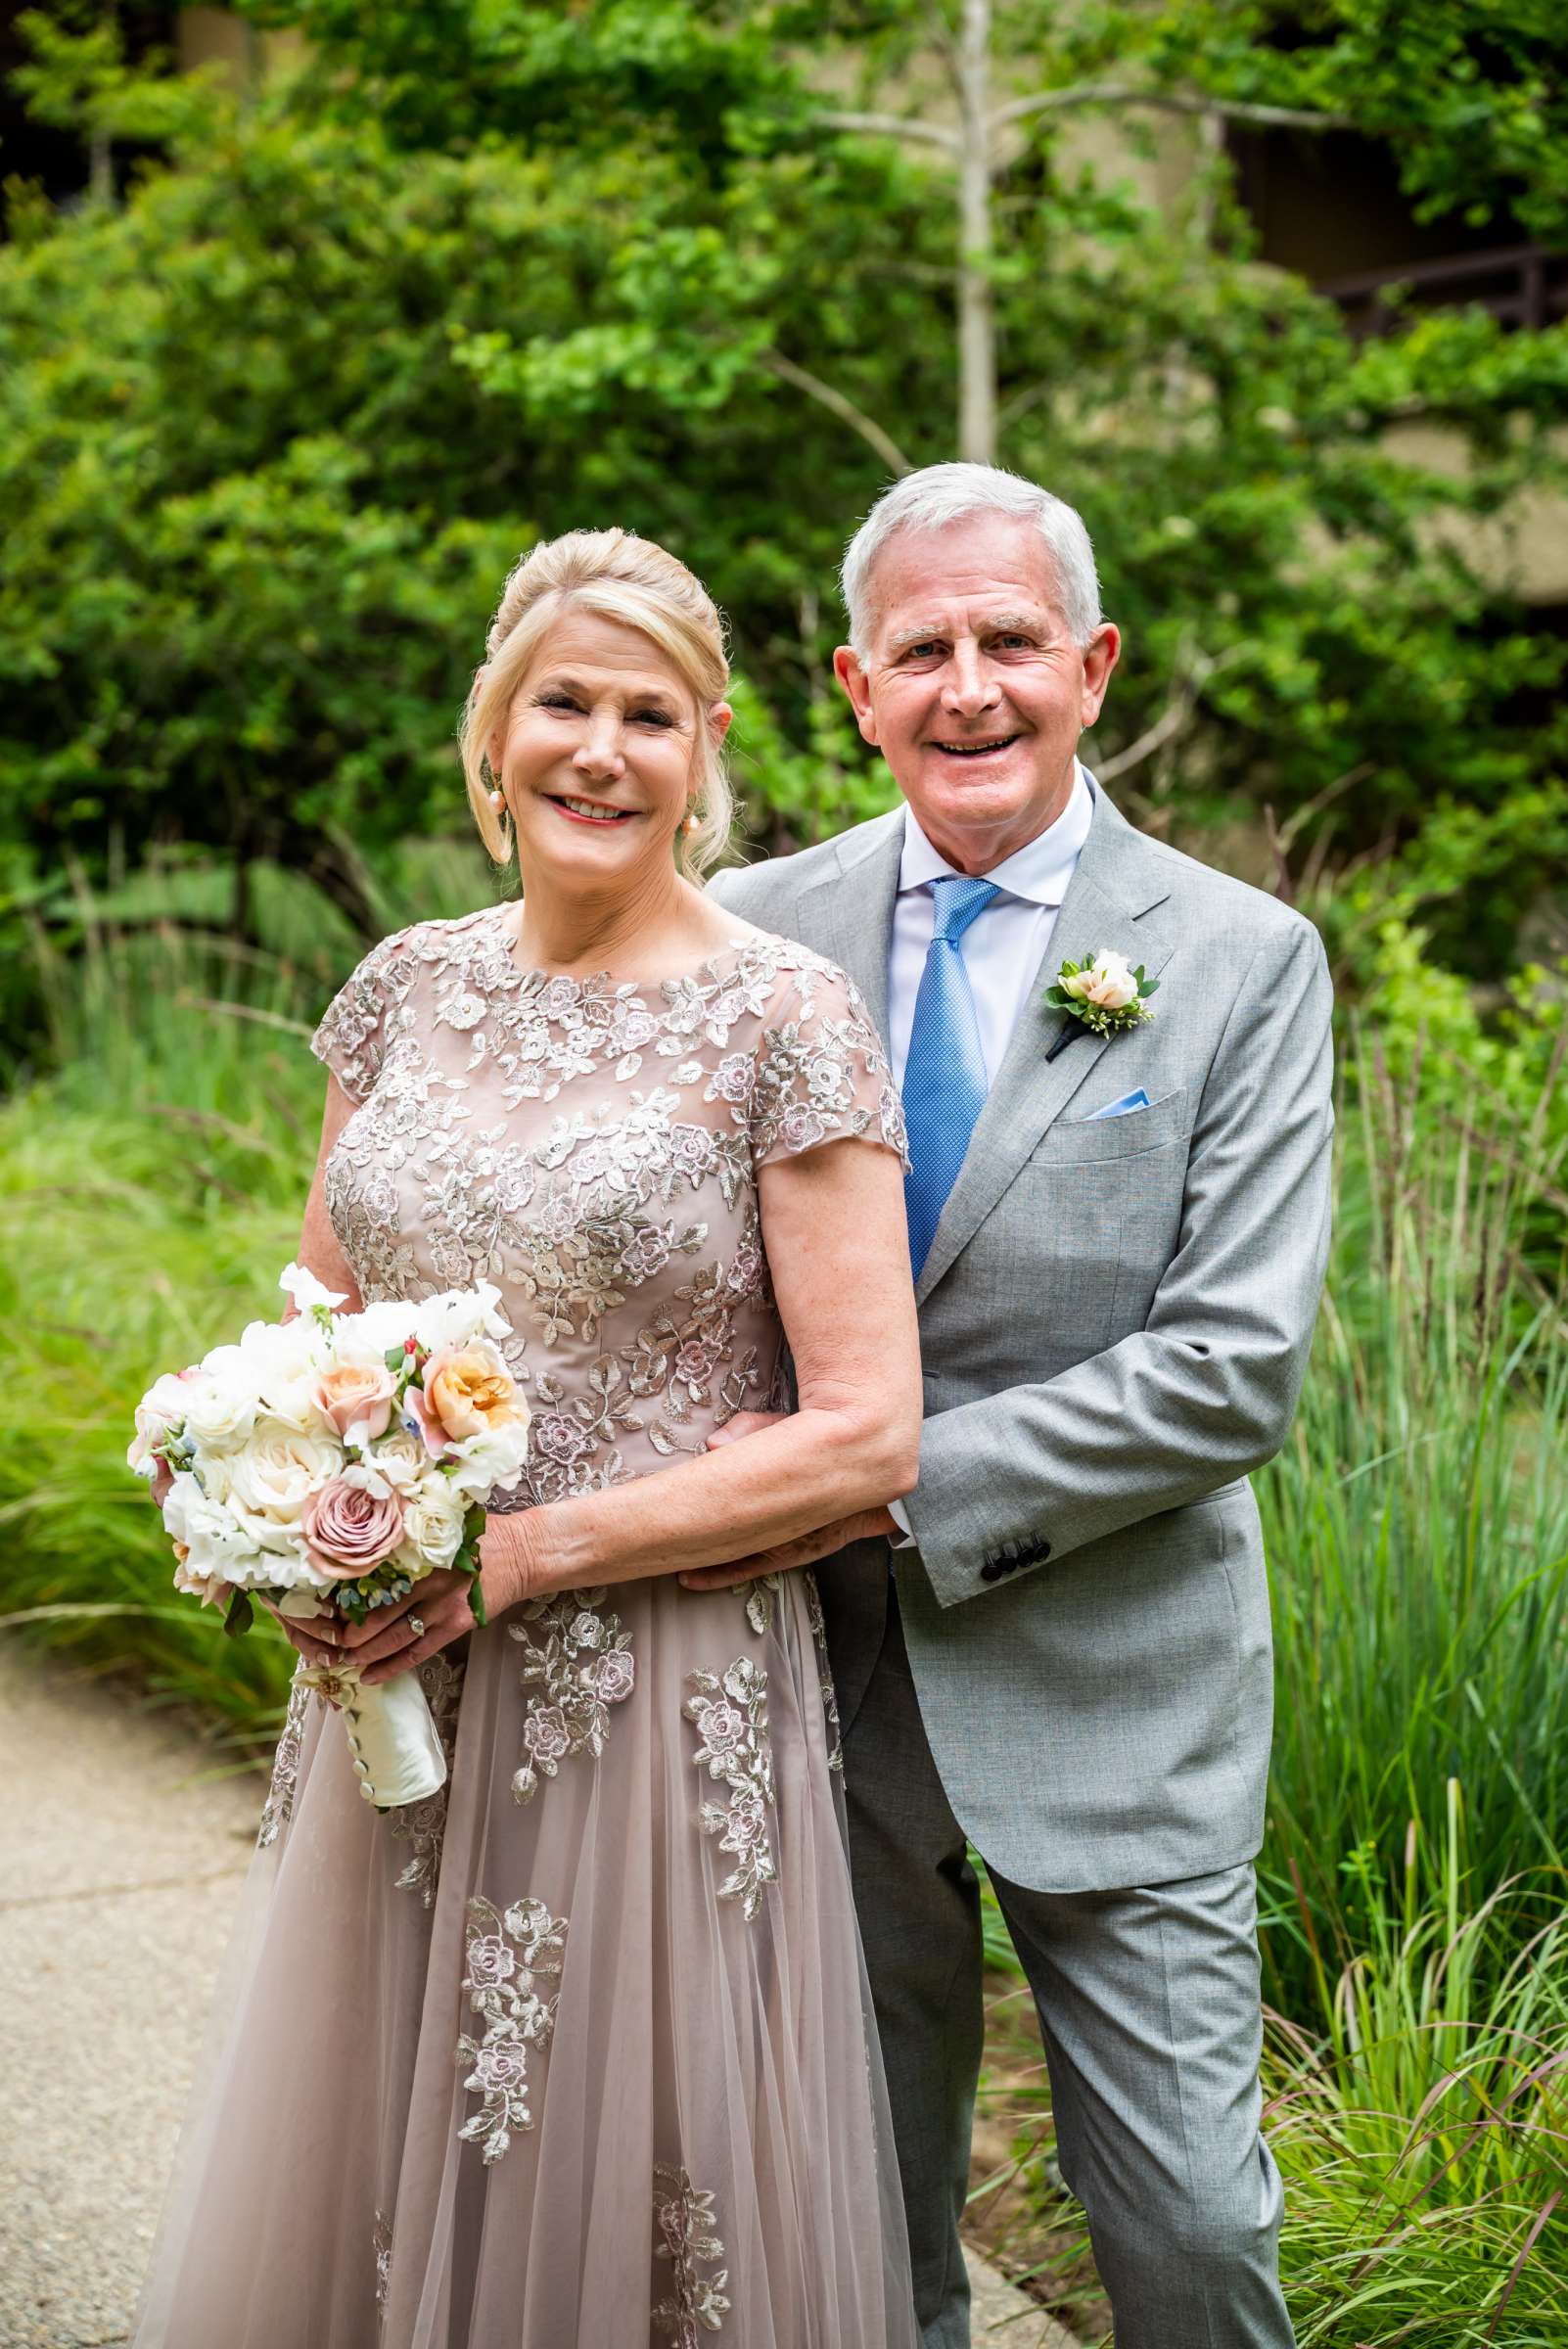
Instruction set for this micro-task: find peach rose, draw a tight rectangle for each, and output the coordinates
[421,1343,529,1447]
[310,1360,397,1444]
[300,1475,406,1578]
[1063,950,1139,1010]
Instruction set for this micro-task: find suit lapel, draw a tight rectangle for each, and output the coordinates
[912,787,1176,1306]
[797,809,903,1046]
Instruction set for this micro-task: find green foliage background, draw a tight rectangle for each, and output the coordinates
[4,0,1568,995]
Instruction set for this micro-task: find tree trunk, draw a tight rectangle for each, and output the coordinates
[955,0,996,464]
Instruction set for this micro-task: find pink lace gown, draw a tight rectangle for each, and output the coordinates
[132,905,920,2349]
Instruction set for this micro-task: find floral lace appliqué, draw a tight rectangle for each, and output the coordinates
[653,2164,731,2343]
[388,1650,466,1903]
[743,1576,783,1637]
[683,1657,776,1920]
[509,1589,636,1802]
[456,1893,569,2165]
[256,1670,316,1849]
[372,2211,393,2312]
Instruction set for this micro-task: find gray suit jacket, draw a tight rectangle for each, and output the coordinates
[710,780,1334,1892]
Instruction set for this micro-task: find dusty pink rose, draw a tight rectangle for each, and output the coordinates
[300,1475,405,1577]
[150,1455,175,1508]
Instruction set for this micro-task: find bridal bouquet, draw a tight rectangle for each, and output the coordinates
[129,1264,531,1809]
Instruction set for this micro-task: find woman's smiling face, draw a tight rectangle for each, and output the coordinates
[489,611,711,886]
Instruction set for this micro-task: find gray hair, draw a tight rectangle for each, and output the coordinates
[840,462,1102,657]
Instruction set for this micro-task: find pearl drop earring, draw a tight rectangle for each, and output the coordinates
[489,789,505,813]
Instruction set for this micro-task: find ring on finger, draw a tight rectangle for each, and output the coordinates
[407,1615,426,1638]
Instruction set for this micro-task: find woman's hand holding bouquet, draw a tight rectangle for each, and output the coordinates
[129,1264,531,1807]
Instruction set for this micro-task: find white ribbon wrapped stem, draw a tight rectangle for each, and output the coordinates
[297,1659,447,1810]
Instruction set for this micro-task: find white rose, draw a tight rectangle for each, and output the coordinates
[263,1376,334,1436]
[234,1320,337,1433]
[128,1369,193,1475]
[199,1451,236,1505]
[224,1418,343,1549]
[400,1482,467,1572]
[180,1349,262,1451]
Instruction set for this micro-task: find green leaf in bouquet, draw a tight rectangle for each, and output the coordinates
[223,1588,254,1638]
[467,1564,488,1630]
[463,1503,485,1541]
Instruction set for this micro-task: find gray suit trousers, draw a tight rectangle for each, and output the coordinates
[846,1588,1295,2349]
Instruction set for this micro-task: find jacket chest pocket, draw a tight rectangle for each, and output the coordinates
[1026,1082,1191,1167]
[998,1085,1191,1350]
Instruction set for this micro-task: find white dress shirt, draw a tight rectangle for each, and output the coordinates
[889,760,1094,1087]
[885,760,1095,1545]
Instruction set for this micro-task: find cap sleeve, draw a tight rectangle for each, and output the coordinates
[309,924,417,1105]
[750,957,909,1174]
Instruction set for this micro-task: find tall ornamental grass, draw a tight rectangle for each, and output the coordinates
[1,914,314,1740]
[1259,1036,1568,2021]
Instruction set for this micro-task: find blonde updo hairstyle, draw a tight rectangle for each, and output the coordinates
[460,528,735,882]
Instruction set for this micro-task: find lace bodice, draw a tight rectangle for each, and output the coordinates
[310,903,906,1509]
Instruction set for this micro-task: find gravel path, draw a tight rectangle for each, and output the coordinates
[0,1640,1075,2348]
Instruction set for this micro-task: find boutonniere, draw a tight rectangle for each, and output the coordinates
[1047,949,1159,1039]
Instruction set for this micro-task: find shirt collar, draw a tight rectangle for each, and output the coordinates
[898,760,1095,906]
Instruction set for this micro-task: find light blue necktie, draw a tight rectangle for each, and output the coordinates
[902,874,1000,1276]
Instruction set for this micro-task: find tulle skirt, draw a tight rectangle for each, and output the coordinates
[131,1571,919,2347]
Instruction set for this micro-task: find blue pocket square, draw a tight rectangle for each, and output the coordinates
[1088,1087,1151,1122]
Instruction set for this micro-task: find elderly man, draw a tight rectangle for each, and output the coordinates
[692,462,1332,2349]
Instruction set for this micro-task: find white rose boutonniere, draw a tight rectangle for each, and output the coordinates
[1048,948,1159,1039]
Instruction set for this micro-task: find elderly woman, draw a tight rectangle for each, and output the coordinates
[133,530,923,2347]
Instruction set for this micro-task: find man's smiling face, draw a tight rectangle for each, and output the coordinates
[833,513,1120,874]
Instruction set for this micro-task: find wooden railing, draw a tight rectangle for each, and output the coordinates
[1314,244,1568,338]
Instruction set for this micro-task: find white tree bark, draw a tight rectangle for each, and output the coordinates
[955,0,996,465]
[809,25,1350,473]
